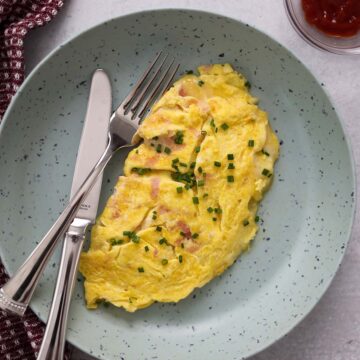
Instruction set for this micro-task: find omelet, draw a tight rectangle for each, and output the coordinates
[79,64,279,312]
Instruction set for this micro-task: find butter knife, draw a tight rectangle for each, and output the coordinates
[36,69,111,360]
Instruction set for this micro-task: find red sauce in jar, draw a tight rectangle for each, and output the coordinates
[302,0,360,37]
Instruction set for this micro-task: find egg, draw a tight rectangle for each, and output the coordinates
[79,64,279,312]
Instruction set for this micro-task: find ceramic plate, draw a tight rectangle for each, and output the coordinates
[0,9,355,360]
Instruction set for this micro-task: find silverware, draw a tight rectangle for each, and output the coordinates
[0,52,179,316]
[36,68,111,360]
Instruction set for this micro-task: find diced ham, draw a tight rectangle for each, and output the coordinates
[177,220,191,239]
[178,86,187,97]
[145,155,159,167]
[150,177,160,199]
[187,243,200,253]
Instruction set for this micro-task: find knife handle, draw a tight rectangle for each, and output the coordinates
[0,141,115,316]
[37,219,90,360]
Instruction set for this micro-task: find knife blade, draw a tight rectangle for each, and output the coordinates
[37,69,111,360]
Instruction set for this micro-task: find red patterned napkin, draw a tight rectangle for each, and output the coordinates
[0,1,66,359]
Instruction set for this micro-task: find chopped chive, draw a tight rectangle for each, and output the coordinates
[152,136,159,140]
[267,173,272,178]
[214,208,222,214]
[123,231,133,237]
[138,267,145,273]
[181,243,185,248]
[192,197,199,205]
[198,80,205,86]
[214,161,221,167]
[164,146,171,154]
[227,175,235,183]
[156,226,162,232]
[207,207,213,213]
[180,231,186,237]
[190,162,196,169]
[131,167,151,175]
[132,236,140,244]
[174,131,184,144]
[245,80,251,89]
[179,162,187,167]
[161,258,168,265]
[156,144,162,153]
[150,143,155,147]
[110,238,124,246]
[248,139,255,147]
[262,149,270,156]
[228,163,235,169]
[203,172,207,178]
[172,158,179,164]
[178,255,183,263]
[255,216,260,223]
[212,217,217,221]
[159,238,167,245]
[227,154,234,160]
[195,146,201,153]
[243,219,250,226]
[176,186,183,194]
[192,233,199,239]
[203,193,209,198]
[210,119,216,128]
[144,245,150,252]
[152,211,157,220]
[185,184,191,190]
[262,168,270,176]
[186,70,194,74]
[197,179,205,187]
[221,123,229,131]
[198,166,203,174]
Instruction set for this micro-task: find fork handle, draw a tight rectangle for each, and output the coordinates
[37,218,90,360]
[0,141,116,316]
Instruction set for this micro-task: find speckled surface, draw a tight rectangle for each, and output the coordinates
[0,4,358,360]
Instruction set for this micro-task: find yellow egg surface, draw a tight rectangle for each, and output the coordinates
[79,64,279,312]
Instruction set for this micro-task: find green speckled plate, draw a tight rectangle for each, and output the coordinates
[0,9,355,360]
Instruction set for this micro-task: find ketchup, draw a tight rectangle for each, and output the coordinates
[302,0,360,37]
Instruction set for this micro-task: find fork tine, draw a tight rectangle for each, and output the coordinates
[127,54,169,115]
[120,51,165,110]
[134,61,180,122]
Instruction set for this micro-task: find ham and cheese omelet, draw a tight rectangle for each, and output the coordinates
[79,64,279,312]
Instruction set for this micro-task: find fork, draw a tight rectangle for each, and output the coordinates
[0,52,179,316]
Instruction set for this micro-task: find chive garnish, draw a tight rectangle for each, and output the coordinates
[227,175,234,183]
[192,197,199,205]
[156,226,162,232]
[262,168,270,176]
[180,231,186,237]
[214,208,222,214]
[181,243,185,248]
[221,123,229,130]
[110,238,123,246]
[131,167,151,175]
[132,236,140,243]
[198,80,205,86]
[190,162,196,169]
[192,233,199,239]
[198,166,203,174]
[176,186,183,194]
[152,136,159,140]
[156,144,162,153]
[228,163,235,169]
[212,217,217,221]
[255,216,260,223]
[161,258,168,265]
[203,193,209,198]
[178,255,183,263]
[262,149,270,156]
[210,119,216,128]
[197,179,205,187]
[144,245,149,252]
[174,131,184,144]
[227,154,234,160]
[243,219,250,226]
[138,267,145,273]
[195,146,201,153]
[214,161,221,167]
[164,146,171,154]
[159,238,167,245]
[248,139,255,147]
[207,207,213,213]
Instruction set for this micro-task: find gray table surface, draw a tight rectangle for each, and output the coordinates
[24,1,360,359]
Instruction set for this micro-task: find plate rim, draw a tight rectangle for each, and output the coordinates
[0,7,357,359]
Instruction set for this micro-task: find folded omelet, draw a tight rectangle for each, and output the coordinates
[79,64,279,312]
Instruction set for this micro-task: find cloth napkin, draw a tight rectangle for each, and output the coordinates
[0,1,66,359]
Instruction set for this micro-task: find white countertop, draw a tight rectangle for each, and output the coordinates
[25,1,360,359]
